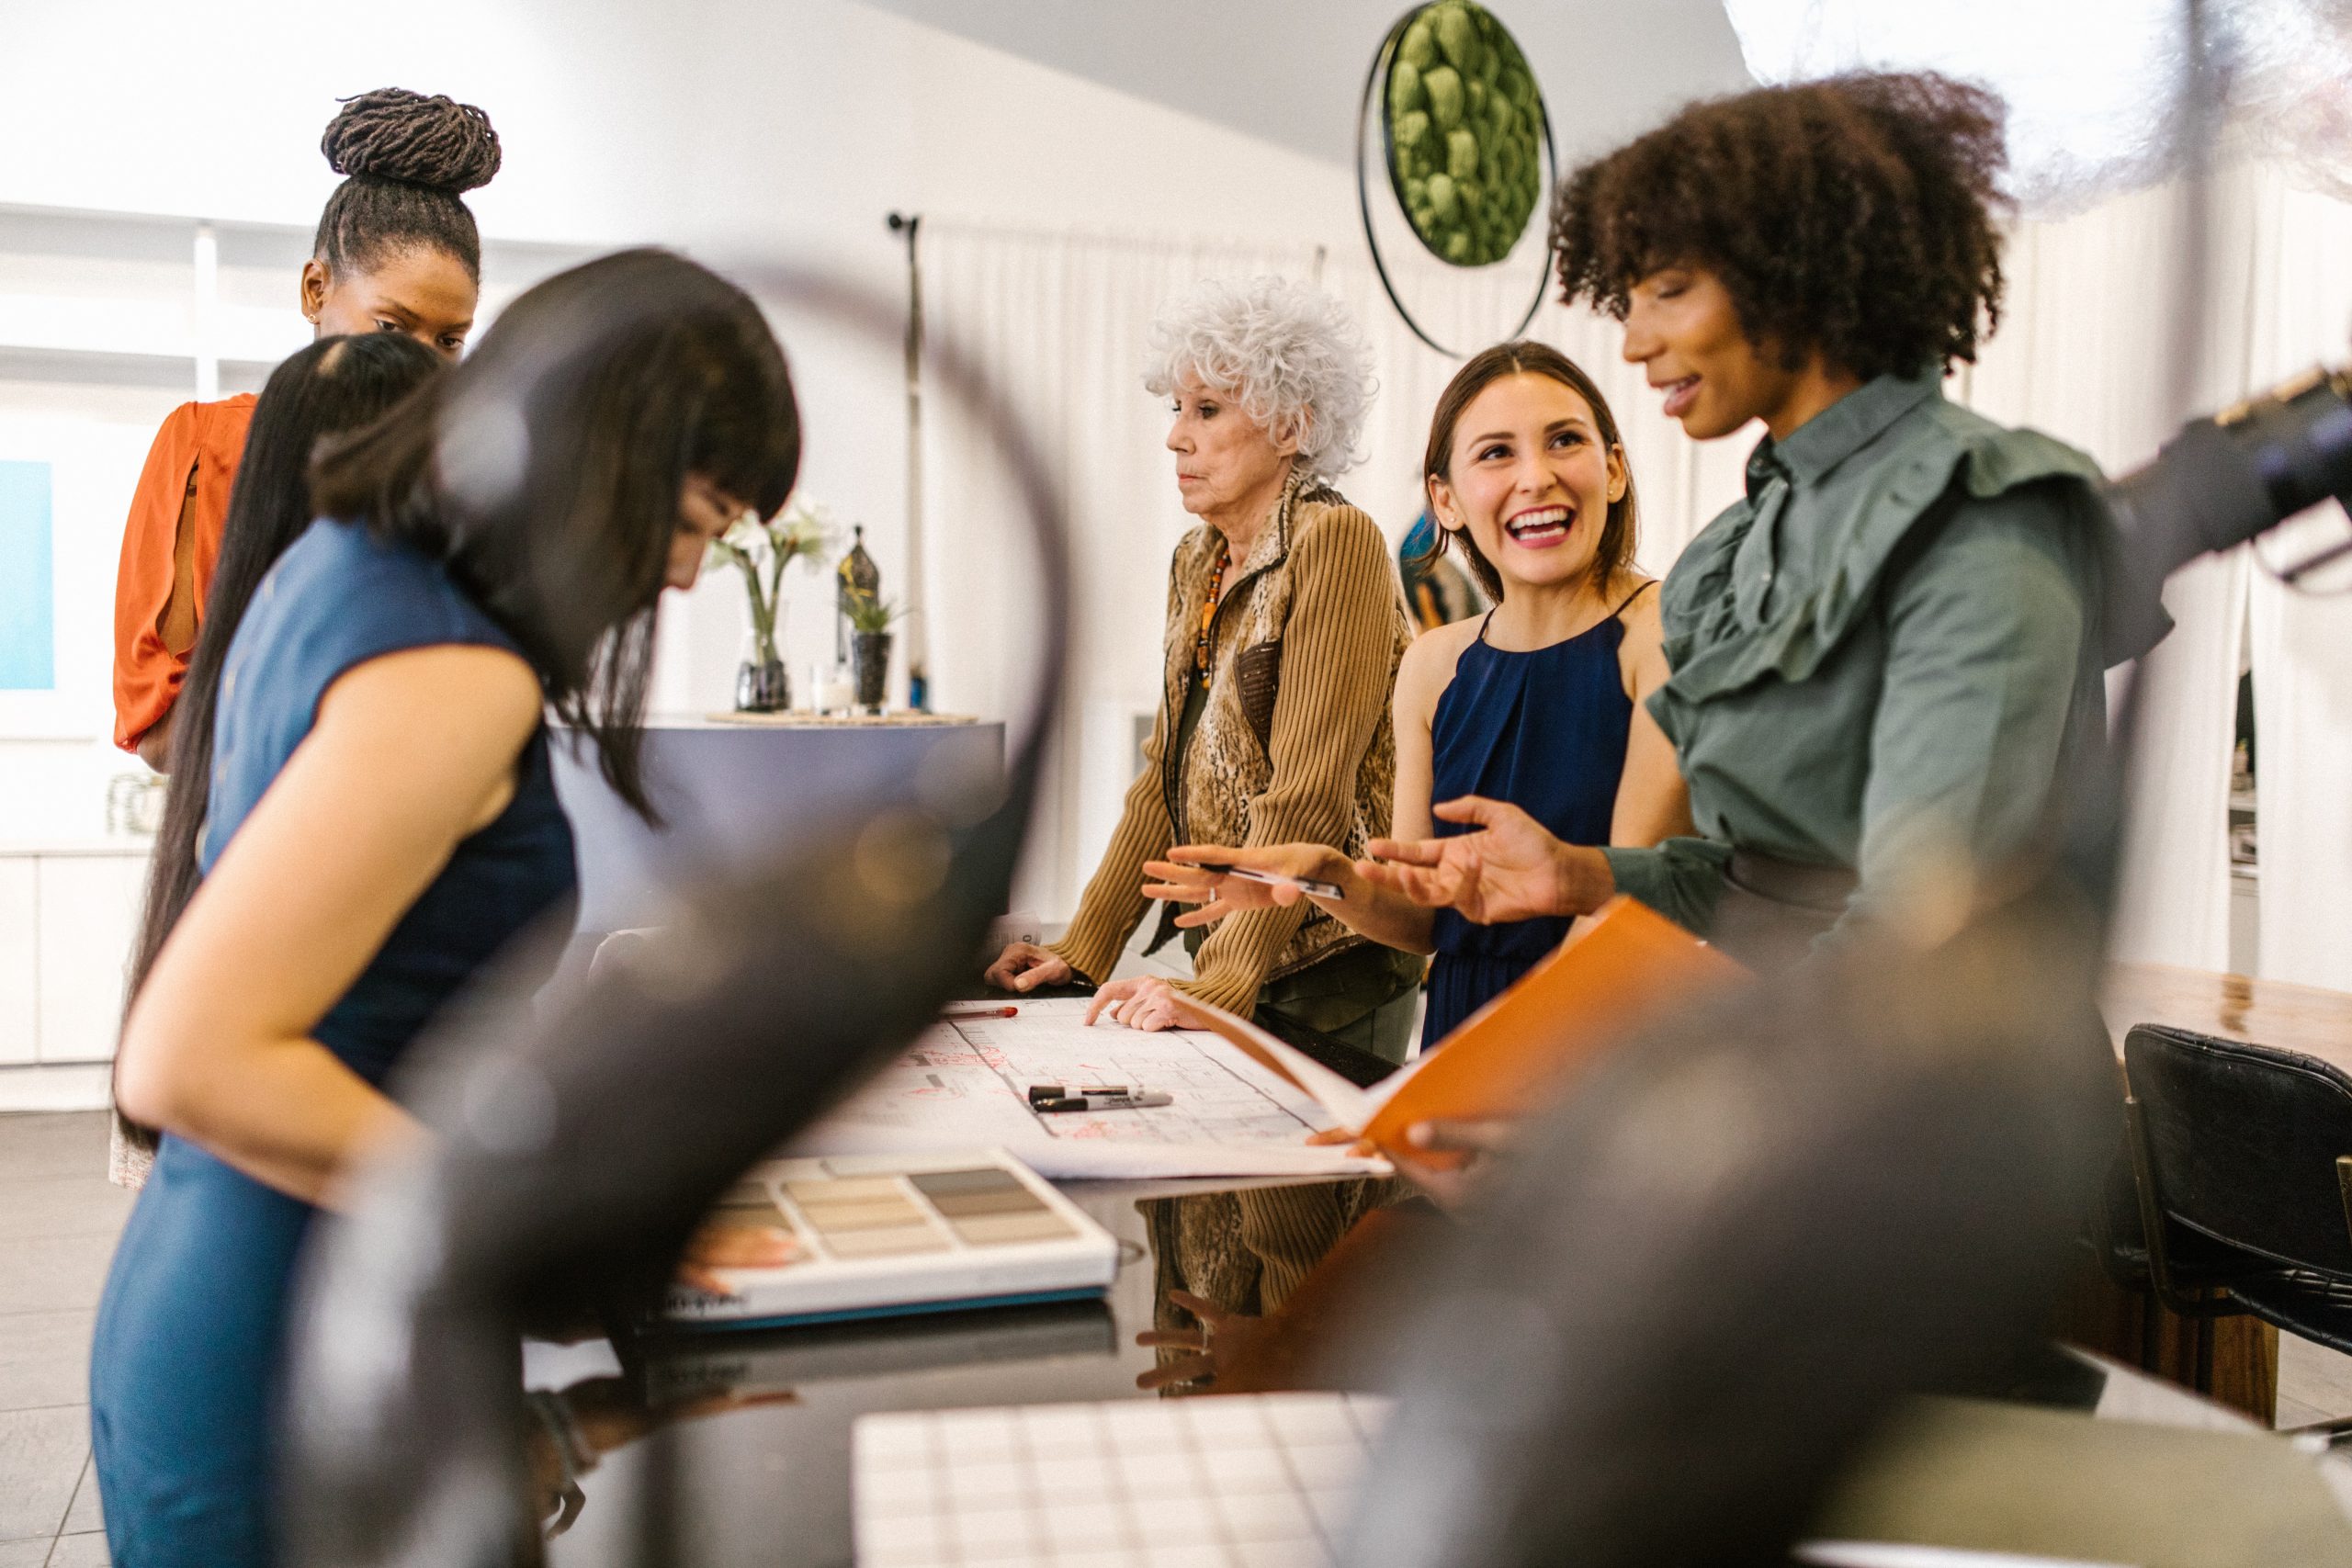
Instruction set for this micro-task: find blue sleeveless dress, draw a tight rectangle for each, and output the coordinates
[1422,604,1637,1049]
[90,520,578,1566]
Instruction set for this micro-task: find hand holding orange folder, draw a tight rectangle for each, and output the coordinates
[1180,897,1748,1167]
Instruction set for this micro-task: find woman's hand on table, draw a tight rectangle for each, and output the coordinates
[1135,1289,1261,1390]
[1084,976,1204,1032]
[983,941,1074,993]
[1144,842,1351,928]
[1362,795,1611,924]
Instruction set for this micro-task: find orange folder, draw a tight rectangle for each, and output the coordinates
[1184,897,1748,1164]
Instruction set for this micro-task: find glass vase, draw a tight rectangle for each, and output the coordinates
[736,626,789,713]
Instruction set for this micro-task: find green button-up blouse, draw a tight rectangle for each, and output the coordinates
[1601,371,2112,947]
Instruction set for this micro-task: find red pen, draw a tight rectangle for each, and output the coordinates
[944,1004,1019,1019]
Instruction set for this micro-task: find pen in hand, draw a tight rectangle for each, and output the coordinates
[1187,862,1347,900]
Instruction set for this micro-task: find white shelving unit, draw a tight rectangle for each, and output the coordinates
[0,201,600,399]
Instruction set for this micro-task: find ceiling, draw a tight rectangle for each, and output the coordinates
[856,0,1755,170]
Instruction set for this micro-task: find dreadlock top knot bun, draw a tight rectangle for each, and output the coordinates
[312,88,500,281]
[322,87,502,194]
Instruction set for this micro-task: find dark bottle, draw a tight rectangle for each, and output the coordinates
[835,525,879,663]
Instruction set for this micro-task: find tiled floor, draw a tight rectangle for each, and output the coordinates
[0,1113,128,1568]
[13,1077,2352,1568]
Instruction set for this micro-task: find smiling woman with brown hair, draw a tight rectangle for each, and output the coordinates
[1360,72,2118,971]
[1146,341,1691,1055]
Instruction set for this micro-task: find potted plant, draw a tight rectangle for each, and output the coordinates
[843,589,903,713]
[709,500,831,711]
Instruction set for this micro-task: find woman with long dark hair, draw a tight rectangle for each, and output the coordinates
[112,87,502,772]
[91,249,801,1565]
[114,333,446,1185]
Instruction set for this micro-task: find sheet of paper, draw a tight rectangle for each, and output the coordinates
[790,998,1385,1179]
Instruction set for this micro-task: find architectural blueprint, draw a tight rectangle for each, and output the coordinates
[790,998,1383,1179]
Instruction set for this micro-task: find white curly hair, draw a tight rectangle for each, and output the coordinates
[1142,276,1376,479]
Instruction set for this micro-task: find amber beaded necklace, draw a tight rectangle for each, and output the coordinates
[1194,539,1232,685]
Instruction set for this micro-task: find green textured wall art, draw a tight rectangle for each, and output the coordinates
[1383,2,1546,268]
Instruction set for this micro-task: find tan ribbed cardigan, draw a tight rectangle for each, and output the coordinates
[1050,474,1412,1014]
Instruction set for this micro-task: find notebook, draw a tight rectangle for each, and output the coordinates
[852,1392,1392,1567]
[1185,895,1747,1164]
[662,1150,1118,1329]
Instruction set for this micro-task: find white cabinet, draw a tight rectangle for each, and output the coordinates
[34,852,149,1062]
[0,861,34,1064]
[0,847,152,1095]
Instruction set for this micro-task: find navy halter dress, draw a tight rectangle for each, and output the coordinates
[90,519,578,1566]
[1422,594,1642,1049]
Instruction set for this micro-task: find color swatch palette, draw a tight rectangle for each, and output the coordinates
[852,1392,1394,1566]
[665,1151,1118,1329]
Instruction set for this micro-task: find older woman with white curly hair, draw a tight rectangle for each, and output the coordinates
[985,276,1422,1060]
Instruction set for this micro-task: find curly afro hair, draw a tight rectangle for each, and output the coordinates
[1551,72,2011,380]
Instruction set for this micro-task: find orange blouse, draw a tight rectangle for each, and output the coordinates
[111,394,257,752]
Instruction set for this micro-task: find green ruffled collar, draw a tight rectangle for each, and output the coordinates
[1657,383,2107,706]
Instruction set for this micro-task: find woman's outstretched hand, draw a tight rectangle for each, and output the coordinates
[983,940,1074,993]
[1360,795,1609,925]
[1143,843,1351,929]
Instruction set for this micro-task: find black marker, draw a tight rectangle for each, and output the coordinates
[1027,1083,1134,1104]
[1034,1090,1175,1113]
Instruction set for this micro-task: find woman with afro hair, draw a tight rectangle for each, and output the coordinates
[1365,72,2118,970]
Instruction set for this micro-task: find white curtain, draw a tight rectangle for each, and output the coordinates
[2245,173,2352,988]
[922,165,2352,949]
[918,223,1317,918]
[917,220,1750,919]
[1960,175,2262,970]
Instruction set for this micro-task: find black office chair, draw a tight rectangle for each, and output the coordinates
[2122,1022,2352,1370]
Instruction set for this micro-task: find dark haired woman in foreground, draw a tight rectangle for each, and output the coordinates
[1148,343,1690,1051]
[1368,73,2114,971]
[113,86,503,773]
[91,249,801,1565]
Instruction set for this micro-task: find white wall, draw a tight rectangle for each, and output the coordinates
[0,0,1371,843]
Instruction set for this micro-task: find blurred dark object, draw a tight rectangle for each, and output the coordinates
[1340,886,2118,1568]
[2107,363,2352,660]
[282,796,1031,1566]
[2121,1023,2352,1403]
